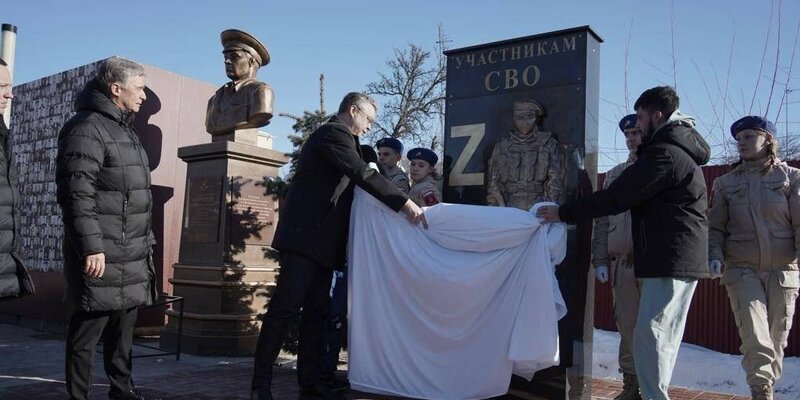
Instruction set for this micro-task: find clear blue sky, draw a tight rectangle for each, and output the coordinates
[4,0,800,171]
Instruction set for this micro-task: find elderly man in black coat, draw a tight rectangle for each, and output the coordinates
[0,58,34,300]
[56,57,156,400]
[251,92,425,400]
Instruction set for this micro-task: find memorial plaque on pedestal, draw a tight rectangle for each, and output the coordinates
[229,177,276,246]
[184,176,222,243]
[443,26,602,398]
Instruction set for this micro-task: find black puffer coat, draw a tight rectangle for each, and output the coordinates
[560,115,711,279]
[56,80,156,312]
[0,116,34,300]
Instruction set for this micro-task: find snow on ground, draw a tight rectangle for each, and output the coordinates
[592,328,800,399]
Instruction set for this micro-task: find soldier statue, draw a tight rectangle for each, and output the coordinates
[486,98,565,209]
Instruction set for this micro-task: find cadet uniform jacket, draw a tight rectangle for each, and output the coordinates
[384,165,410,194]
[591,156,636,267]
[409,175,441,207]
[709,158,800,272]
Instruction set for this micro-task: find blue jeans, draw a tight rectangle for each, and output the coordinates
[634,277,697,400]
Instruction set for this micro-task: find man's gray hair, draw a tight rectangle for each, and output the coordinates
[96,57,145,95]
[338,92,377,115]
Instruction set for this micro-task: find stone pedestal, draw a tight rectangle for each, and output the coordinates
[160,140,288,356]
[211,128,259,146]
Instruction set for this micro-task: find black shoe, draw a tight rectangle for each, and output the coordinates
[321,375,350,394]
[251,387,274,400]
[110,389,160,400]
[299,382,346,400]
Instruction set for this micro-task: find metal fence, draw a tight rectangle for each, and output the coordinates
[593,162,800,356]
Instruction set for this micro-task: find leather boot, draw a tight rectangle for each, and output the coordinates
[614,373,642,400]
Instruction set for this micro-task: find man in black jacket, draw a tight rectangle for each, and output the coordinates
[251,92,424,400]
[538,86,710,400]
[56,57,156,400]
[0,58,34,300]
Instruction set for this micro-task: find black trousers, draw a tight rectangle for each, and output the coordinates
[65,307,137,400]
[252,250,333,389]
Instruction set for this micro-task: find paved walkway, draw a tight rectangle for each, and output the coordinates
[0,324,748,399]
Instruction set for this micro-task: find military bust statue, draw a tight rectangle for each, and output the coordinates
[205,29,274,137]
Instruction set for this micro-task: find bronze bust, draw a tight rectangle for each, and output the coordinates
[205,29,274,136]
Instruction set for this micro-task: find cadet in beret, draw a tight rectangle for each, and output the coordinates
[590,114,643,399]
[708,115,800,400]
[376,137,409,194]
[407,147,442,207]
[206,29,274,136]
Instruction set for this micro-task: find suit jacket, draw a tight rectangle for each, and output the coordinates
[272,116,409,267]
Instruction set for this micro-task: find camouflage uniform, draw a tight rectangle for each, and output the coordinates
[708,157,800,395]
[486,130,564,209]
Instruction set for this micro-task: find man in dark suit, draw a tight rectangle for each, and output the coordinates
[251,92,425,400]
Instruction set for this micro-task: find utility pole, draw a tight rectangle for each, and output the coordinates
[319,73,325,114]
[435,24,451,152]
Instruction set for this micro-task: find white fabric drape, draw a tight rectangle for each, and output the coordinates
[347,188,568,399]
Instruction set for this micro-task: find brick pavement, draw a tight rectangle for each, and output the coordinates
[0,324,750,400]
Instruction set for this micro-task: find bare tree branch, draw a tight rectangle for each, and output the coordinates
[624,19,633,110]
[366,43,446,150]
[670,0,678,88]
[773,13,800,126]
[751,0,776,114]
[765,0,783,116]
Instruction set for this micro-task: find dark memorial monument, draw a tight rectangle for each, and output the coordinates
[160,29,288,356]
[443,26,601,398]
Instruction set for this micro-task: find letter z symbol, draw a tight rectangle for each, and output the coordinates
[449,124,485,186]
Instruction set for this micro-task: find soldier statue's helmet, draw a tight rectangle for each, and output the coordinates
[730,115,776,139]
[619,114,638,133]
[407,147,438,166]
[376,137,403,155]
[513,98,547,119]
[221,29,271,67]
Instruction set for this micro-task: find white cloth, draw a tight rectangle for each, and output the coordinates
[347,188,568,400]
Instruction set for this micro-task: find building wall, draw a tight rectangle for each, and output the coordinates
[0,58,216,331]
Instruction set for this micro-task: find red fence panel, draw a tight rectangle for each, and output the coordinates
[593,162,800,356]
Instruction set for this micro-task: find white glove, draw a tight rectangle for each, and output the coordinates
[595,265,609,283]
[709,260,723,279]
